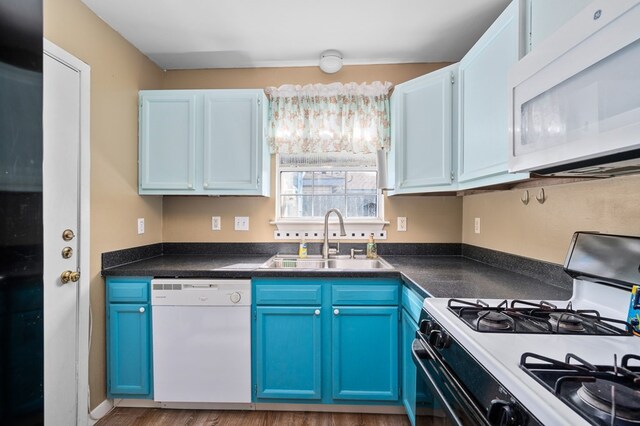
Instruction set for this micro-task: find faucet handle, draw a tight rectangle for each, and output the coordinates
[350,248,364,259]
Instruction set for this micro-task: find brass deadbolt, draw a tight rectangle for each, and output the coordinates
[62,229,75,241]
[62,247,73,259]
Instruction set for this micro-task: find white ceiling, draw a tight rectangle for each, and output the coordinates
[81,0,511,70]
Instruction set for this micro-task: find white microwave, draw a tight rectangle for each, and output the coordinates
[508,0,640,176]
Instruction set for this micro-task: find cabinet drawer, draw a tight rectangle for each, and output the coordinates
[107,278,151,303]
[332,283,399,306]
[402,286,425,324]
[255,284,322,305]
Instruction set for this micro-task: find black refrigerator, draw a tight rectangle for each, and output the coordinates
[0,1,44,424]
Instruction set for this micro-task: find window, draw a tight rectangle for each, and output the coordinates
[277,153,381,221]
[266,82,392,237]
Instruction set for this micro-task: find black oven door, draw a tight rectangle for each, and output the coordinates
[412,338,489,426]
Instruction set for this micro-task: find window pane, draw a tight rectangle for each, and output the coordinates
[314,171,345,194]
[281,171,313,195]
[347,195,378,217]
[346,171,377,192]
[313,195,346,217]
[281,195,313,217]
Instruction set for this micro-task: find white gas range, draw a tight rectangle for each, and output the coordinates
[412,232,640,426]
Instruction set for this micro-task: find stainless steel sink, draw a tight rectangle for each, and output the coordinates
[260,255,393,270]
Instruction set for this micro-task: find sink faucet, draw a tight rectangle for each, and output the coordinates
[322,208,346,259]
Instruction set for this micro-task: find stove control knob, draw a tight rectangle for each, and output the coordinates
[419,319,434,334]
[488,399,524,426]
[428,330,451,349]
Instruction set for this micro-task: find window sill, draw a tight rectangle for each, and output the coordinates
[270,219,389,240]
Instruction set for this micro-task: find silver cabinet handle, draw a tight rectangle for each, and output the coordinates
[334,309,340,315]
[314,309,320,316]
[139,307,145,313]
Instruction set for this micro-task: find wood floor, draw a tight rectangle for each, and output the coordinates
[96,408,413,426]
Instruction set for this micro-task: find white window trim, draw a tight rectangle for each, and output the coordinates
[272,154,388,240]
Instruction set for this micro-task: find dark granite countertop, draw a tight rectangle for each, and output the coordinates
[102,252,573,301]
[383,256,571,300]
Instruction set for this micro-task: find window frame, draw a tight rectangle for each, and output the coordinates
[273,154,387,235]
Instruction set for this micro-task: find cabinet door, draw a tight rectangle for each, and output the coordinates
[331,306,399,401]
[392,64,457,194]
[458,0,528,188]
[139,91,197,192]
[402,309,434,424]
[203,91,262,194]
[107,303,151,397]
[255,306,322,400]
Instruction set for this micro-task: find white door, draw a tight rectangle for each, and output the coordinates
[43,41,90,426]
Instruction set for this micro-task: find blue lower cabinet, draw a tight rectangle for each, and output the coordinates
[107,303,152,397]
[402,309,419,424]
[106,276,152,399]
[252,278,402,405]
[331,306,399,401]
[255,306,322,400]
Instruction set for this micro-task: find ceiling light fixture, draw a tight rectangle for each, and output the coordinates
[319,50,343,74]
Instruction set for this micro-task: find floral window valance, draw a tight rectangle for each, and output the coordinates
[265,81,393,154]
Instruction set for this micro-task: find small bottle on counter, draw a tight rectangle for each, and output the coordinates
[366,233,377,259]
[298,238,308,258]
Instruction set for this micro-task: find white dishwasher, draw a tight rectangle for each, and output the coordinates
[151,279,251,403]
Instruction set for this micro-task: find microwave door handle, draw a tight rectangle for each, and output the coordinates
[411,341,465,426]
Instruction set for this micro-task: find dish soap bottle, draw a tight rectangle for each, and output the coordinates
[298,238,308,258]
[366,233,377,259]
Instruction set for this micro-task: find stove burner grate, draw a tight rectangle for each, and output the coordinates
[520,353,640,426]
[447,298,635,335]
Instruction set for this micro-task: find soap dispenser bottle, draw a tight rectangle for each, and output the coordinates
[298,238,308,258]
[366,233,377,259]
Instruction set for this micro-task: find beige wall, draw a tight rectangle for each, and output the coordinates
[162,64,463,244]
[44,0,165,409]
[462,174,640,264]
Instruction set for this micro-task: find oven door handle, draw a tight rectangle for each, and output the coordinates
[412,338,489,426]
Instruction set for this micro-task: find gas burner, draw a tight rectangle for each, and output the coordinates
[521,353,640,426]
[576,379,640,422]
[475,311,513,331]
[548,312,587,333]
[447,298,635,335]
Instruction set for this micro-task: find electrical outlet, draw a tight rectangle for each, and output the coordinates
[212,216,221,231]
[397,217,407,232]
[474,217,481,234]
[137,218,145,235]
[234,216,249,231]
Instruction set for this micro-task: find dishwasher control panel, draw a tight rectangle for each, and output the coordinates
[151,279,251,306]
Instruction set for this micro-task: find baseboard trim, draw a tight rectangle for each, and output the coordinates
[88,399,114,424]
[112,399,406,415]
[255,403,406,414]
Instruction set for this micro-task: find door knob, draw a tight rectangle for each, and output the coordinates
[60,270,80,284]
[62,229,75,241]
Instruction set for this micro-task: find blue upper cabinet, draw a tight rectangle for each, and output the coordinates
[203,91,267,195]
[390,63,459,194]
[139,91,197,192]
[139,89,270,196]
[456,0,529,189]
